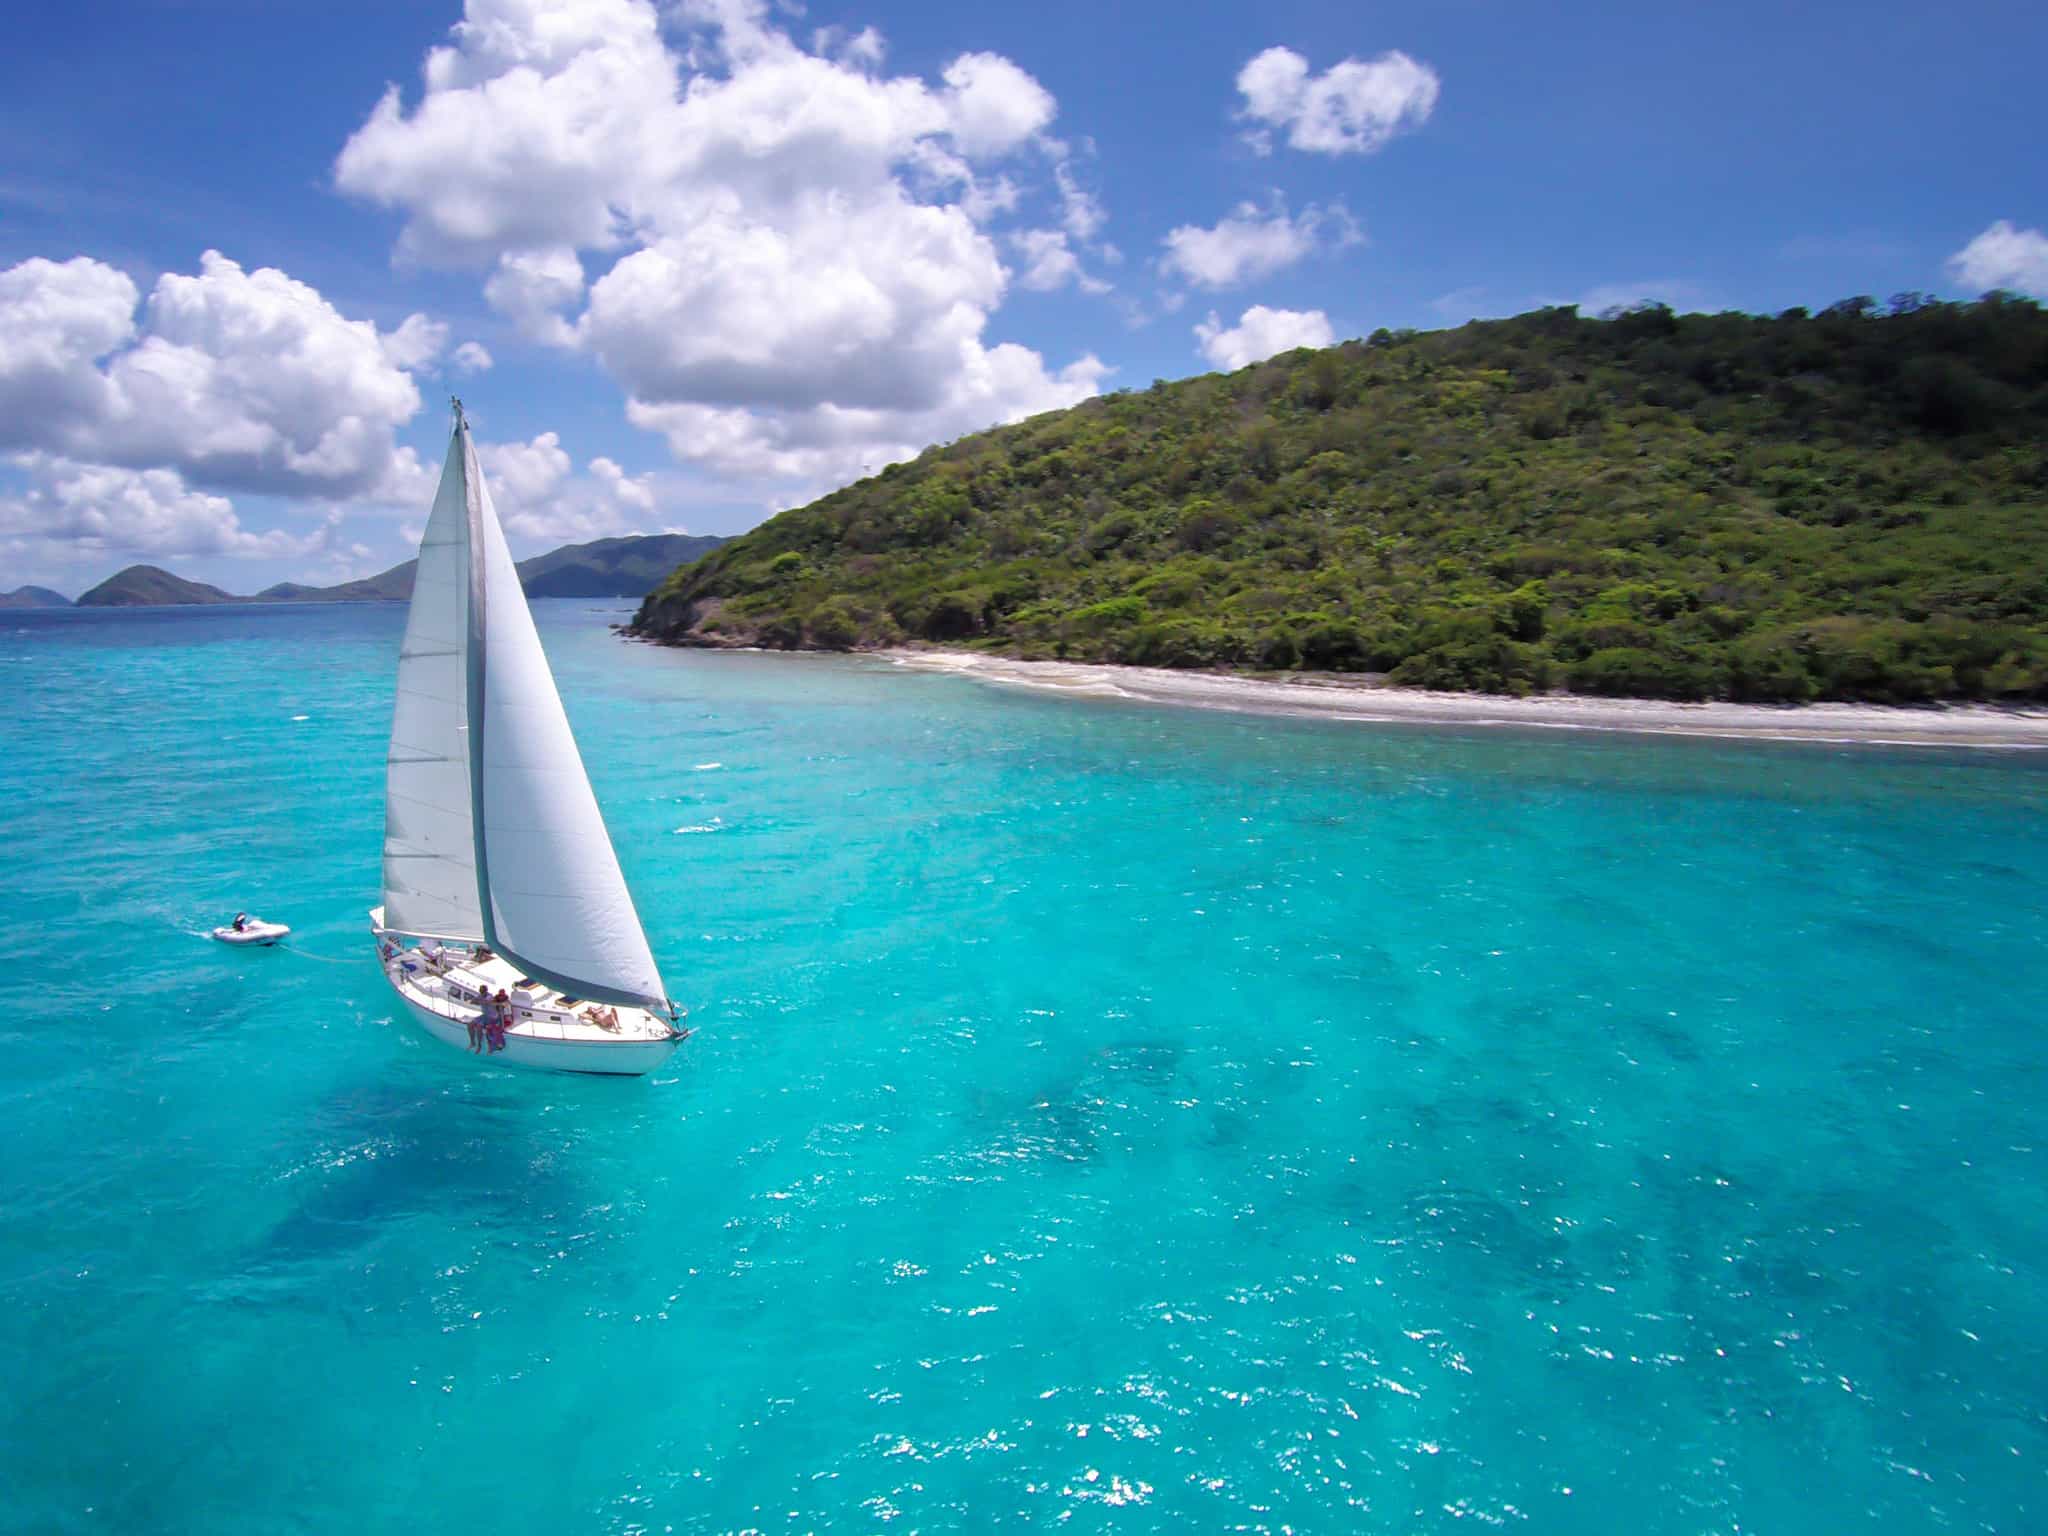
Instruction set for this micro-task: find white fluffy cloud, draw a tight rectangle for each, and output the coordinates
[627,345,1107,485]
[479,430,574,518]
[938,51,1056,156]
[1947,220,2048,298]
[1160,198,1358,290]
[0,250,429,501]
[1011,228,1109,295]
[0,454,363,575]
[589,454,655,512]
[476,431,667,543]
[335,0,1104,487]
[335,0,671,264]
[380,313,448,370]
[1236,45,1439,156]
[483,247,586,346]
[579,200,1007,412]
[451,340,494,373]
[1194,305,1335,369]
[0,257,138,434]
[0,250,491,584]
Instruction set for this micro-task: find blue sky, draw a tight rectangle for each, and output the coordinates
[2,0,2043,595]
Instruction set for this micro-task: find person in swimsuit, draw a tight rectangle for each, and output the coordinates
[467,996,483,1053]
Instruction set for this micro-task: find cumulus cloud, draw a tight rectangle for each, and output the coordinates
[0,257,138,434]
[380,313,448,370]
[1011,228,1109,295]
[1236,44,1439,156]
[627,347,1107,486]
[579,200,1009,413]
[335,0,1105,487]
[1160,198,1358,290]
[335,0,670,264]
[589,454,655,513]
[475,431,667,544]
[1947,220,2048,298]
[479,430,574,518]
[1194,305,1335,370]
[483,247,585,346]
[451,340,494,373]
[0,250,429,501]
[0,454,356,574]
[0,251,515,584]
[939,52,1056,156]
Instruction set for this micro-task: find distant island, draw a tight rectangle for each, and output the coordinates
[74,532,726,608]
[80,569,239,607]
[0,585,76,609]
[633,295,2048,705]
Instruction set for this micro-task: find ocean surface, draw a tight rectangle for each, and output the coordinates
[1,601,2043,1534]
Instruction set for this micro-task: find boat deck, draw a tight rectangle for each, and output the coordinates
[386,946,676,1044]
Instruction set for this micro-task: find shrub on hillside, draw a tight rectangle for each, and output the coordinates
[1568,647,1719,700]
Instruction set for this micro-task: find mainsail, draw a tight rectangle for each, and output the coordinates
[381,431,482,941]
[382,409,669,1011]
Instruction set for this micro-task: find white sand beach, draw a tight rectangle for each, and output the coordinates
[881,649,2048,749]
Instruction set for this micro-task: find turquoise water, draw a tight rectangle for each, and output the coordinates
[1,602,2043,1533]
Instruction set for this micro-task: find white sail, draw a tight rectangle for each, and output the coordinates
[463,431,670,1011]
[381,430,483,941]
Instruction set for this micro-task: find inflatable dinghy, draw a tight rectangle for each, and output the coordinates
[212,916,289,946]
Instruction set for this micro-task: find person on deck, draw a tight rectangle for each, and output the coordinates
[490,989,512,1053]
[466,999,483,1053]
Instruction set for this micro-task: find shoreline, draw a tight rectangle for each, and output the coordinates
[876,648,2048,750]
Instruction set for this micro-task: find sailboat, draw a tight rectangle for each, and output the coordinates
[369,401,685,1075]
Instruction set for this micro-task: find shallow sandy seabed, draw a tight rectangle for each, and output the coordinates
[879,648,2048,749]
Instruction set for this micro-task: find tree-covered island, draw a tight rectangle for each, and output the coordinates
[634,296,2048,703]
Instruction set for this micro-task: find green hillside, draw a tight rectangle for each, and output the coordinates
[255,563,415,602]
[76,566,237,606]
[0,586,71,609]
[518,533,726,598]
[68,534,728,610]
[634,295,2048,703]
[256,534,726,603]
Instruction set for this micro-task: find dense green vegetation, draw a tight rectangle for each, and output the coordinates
[635,295,2048,702]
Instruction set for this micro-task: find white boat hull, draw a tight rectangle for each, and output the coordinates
[368,908,683,1077]
[388,981,681,1076]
